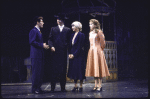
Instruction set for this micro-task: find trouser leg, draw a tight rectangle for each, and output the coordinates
[60,73,66,90]
[31,58,43,92]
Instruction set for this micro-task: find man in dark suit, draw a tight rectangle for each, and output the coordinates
[48,14,71,92]
[29,16,49,94]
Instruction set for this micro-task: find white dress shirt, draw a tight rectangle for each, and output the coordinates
[58,25,64,32]
[35,26,40,32]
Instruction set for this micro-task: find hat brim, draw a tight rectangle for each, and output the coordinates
[54,15,68,20]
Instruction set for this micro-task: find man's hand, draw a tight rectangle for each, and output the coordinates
[51,47,55,52]
[43,43,49,50]
[69,54,74,59]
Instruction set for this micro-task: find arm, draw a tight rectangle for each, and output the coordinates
[48,27,55,51]
[68,39,72,59]
[29,29,43,48]
[98,30,105,50]
[66,28,72,49]
[68,34,72,55]
[72,33,85,58]
[48,27,54,48]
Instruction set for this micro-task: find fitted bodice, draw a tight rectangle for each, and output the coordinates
[89,32,97,48]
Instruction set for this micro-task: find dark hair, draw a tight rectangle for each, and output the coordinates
[33,16,43,25]
[57,17,65,23]
[58,18,65,23]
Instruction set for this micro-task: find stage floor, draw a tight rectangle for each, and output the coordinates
[1,78,148,98]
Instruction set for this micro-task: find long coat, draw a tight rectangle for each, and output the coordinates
[67,32,86,80]
[48,26,71,81]
[29,27,44,91]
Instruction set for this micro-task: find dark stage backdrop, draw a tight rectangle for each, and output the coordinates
[1,0,148,83]
[115,0,148,79]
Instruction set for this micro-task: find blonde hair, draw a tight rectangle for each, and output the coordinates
[89,19,101,33]
[71,21,82,31]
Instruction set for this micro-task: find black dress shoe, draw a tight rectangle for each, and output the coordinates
[32,90,43,94]
[71,87,78,92]
[78,87,83,92]
[96,87,102,92]
[32,90,35,93]
[91,87,97,92]
[39,89,45,93]
[61,89,67,92]
[50,89,55,93]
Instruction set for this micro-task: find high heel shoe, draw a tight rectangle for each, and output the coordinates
[96,87,102,92]
[71,87,78,92]
[91,87,97,92]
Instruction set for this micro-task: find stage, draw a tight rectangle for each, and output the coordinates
[1,78,148,98]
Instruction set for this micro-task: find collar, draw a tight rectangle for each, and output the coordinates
[35,26,40,32]
[58,25,64,28]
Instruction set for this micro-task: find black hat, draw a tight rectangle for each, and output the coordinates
[54,13,68,21]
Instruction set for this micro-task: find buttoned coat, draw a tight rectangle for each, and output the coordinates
[29,27,44,58]
[67,32,86,80]
[29,27,44,92]
[48,26,71,81]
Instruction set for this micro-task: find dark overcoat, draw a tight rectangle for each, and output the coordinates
[29,27,44,91]
[67,32,86,80]
[48,26,71,81]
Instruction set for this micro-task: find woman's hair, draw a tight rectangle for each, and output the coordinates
[71,21,82,31]
[89,19,101,33]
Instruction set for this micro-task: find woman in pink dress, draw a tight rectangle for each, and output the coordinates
[85,19,110,92]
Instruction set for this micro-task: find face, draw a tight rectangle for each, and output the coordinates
[57,19,64,25]
[89,22,95,31]
[37,19,44,28]
[71,24,78,32]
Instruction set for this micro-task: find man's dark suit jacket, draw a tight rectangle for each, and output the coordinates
[29,27,44,59]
